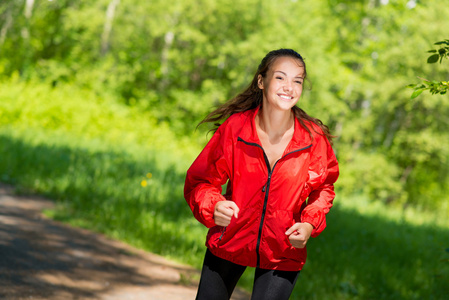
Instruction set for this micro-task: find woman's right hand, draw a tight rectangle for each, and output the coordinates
[213,201,239,226]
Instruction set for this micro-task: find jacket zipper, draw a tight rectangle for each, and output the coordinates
[237,137,311,267]
[216,227,226,242]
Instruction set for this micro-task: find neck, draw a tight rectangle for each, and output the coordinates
[257,107,294,138]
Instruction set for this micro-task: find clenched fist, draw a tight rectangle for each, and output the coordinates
[213,201,239,227]
[285,222,314,248]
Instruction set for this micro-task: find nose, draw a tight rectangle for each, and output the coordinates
[284,80,293,92]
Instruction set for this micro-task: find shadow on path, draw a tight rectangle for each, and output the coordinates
[0,183,249,300]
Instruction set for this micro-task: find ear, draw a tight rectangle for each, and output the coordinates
[257,74,264,90]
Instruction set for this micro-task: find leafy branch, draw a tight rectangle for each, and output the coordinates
[408,39,449,98]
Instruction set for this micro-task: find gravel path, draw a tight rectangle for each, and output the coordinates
[0,183,250,300]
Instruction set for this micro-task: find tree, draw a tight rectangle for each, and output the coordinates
[1,0,449,211]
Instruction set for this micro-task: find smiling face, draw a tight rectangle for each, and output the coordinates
[257,56,305,112]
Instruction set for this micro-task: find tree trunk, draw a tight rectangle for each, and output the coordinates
[158,31,175,91]
[24,0,34,19]
[101,0,120,56]
[22,0,34,40]
[0,7,13,47]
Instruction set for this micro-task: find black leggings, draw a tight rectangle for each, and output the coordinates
[196,249,300,300]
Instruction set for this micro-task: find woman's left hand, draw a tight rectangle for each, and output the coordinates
[285,222,314,248]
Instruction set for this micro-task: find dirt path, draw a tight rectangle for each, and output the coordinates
[0,183,250,300]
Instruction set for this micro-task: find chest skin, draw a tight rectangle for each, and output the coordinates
[257,130,294,170]
[254,111,295,170]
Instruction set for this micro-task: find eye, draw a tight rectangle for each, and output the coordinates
[295,80,303,85]
[276,76,284,80]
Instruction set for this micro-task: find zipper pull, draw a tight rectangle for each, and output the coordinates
[217,227,226,241]
[262,174,271,192]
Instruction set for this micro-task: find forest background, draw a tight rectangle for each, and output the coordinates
[1,0,448,299]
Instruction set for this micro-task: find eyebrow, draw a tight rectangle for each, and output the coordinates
[274,70,304,79]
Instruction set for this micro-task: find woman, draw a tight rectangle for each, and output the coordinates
[184,49,339,299]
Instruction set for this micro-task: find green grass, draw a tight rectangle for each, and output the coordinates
[296,199,449,299]
[0,79,208,266]
[1,80,448,299]
[0,127,207,265]
[235,197,449,299]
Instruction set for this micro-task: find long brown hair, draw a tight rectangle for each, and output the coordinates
[199,49,335,145]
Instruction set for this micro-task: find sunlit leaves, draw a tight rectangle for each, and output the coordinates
[1,0,449,211]
[408,80,448,99]
[409,86,424,99]
[408,39,449,99]
[427,39,449,64]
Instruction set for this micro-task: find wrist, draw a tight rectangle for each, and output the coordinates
[303,222,314,232]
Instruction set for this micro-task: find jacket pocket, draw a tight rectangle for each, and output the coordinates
[206,225,226,247]
[262,210,295,257]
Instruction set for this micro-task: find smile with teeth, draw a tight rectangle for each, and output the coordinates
[279,94,294,100]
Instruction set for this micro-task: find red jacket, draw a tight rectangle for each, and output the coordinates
[184,107,339,271]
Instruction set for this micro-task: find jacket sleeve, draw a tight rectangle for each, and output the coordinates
[300,135,339,237]
[184,124,231,228]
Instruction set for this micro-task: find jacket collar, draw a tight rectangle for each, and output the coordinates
[237,106,313,152]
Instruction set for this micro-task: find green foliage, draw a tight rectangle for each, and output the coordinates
[0,77,200,160]
[408,39,449,98]
[337,151,404,203]
[1,0,448,225]
[1,0,449,297]
[408,80,449,99]
[0,79,206,266]
[428,39,449,64]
